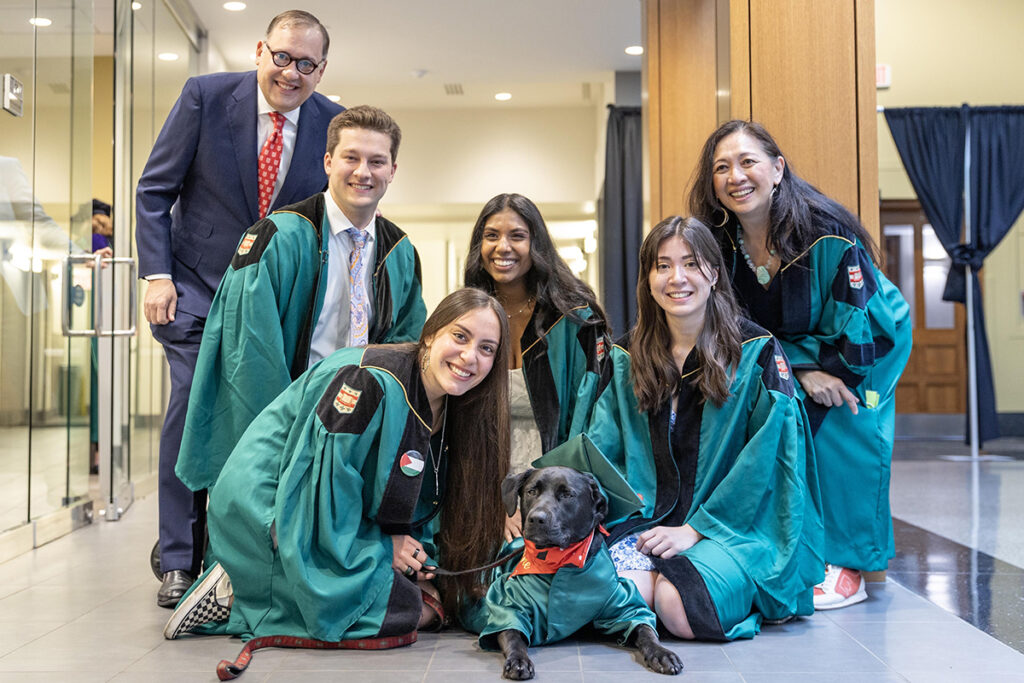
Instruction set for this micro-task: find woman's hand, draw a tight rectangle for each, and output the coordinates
[390,534,435,580]
[794,369,859,414]
[504,509,523,543]
[635,524,704,558]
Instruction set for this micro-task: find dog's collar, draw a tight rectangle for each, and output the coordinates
[511,526,608,577]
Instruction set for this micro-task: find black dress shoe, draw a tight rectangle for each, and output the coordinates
[157,570,195,608]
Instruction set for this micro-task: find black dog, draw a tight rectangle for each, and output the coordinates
[482,466,682,680]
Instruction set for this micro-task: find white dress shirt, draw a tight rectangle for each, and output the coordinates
[307,191,376,367]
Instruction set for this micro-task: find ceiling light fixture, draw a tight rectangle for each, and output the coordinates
[158,52,180,61]
[29,17,52,27]
[131,2,142,9]
[494,92,512,102]
[625,45,644,56]
[223,2,246,10]
[326,95,341,102]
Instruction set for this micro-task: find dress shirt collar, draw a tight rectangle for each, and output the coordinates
[256,85,301,126]
[324,191,377,240]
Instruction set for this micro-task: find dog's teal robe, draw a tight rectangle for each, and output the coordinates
[586,322,824,640]
[478,534,656,649]
[177,193,426,491]
[722,222,911,572]
[205,346,439,641]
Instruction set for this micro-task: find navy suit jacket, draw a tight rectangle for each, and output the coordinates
[135,70,343,318]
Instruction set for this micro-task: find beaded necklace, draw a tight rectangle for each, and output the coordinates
[737,229,776,286]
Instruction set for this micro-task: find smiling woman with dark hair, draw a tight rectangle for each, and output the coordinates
[690,120,912,610]
[162,288,510,670]
[464,193,611,542]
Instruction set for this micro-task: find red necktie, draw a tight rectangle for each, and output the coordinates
[257,112,285,219]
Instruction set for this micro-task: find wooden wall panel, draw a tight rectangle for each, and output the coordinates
[749,0,859,215]
[644,0,718,222]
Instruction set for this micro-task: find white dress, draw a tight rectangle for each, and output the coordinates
[508,368,544,475]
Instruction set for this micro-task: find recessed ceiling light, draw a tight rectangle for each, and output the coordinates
[326,95,341,102]
[249,52,257,62]
[158,52,180,61]
[131,2,142,9]
[29,17,52,27]
[223,2,246,10]
[625,45,644,56]
[494,92,512,102]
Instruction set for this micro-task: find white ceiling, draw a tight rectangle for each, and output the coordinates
[189,0,643,108]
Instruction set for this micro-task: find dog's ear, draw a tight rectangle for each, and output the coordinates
[580,472,608,525]
[501,470,532,517]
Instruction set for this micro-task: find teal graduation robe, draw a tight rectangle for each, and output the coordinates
[722,220,912,571]
[520,302,611,454]
[586,323,824,640]
[177,193,426,492]
[206,346,441,641]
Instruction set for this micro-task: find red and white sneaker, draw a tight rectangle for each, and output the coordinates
[813,564,867,610]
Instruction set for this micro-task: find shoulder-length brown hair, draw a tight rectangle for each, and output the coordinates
[416,288,511,611]
[631,217,743,411]
[463,193,610,335]
[687,119,880,265]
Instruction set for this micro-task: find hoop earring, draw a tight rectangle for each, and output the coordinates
[714,207,729,228]
[770,184,778,201]
[420,349,431,372]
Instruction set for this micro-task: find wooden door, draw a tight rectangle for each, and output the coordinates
[880,200,966,413]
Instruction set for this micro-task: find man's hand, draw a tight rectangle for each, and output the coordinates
[144,278,177,325]
[794,369,859,415]
[635,524,704,559]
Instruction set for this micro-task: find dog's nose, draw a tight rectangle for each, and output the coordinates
[526,509,549,527]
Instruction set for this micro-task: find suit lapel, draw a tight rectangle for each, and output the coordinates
[276,98,325,209]
[228,74,260,225]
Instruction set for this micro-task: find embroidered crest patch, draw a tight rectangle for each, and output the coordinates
[847,265,864,290]
[399,450,425,477]
[774,354,790,380]
[596,337,606,363]
[237,233,257,256]
[332,383,362,414]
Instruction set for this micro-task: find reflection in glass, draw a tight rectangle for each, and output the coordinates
[883,224,916,327]
[923,225,955,329]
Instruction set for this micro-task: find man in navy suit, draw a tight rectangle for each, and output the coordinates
[135,9,343,607]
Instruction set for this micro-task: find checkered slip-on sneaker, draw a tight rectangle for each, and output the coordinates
[163,562,233,639]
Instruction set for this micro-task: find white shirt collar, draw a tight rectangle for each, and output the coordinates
[323,191,377,240]
[256,85,301,126]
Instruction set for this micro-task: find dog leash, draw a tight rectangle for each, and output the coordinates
[215,591,448,680]
[425,547,524,576]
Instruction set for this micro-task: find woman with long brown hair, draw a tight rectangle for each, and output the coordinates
[690,120,911,610]
[162,288,510,665]
[588,217,822,640]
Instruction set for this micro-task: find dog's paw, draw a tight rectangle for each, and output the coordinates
[502,654,535,680]
[643,645,683,675]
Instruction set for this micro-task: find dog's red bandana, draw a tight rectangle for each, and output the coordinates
[511,526,608,577]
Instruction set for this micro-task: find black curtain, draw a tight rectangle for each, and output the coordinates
[598,105,642,338]
[885,105,1024,444]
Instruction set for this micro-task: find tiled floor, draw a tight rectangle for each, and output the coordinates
[2,438,1024,682]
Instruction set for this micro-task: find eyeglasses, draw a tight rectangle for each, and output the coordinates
[263,43,322,75]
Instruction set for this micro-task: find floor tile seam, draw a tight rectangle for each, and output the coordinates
[0,618,73,660]
[815,615,902,674]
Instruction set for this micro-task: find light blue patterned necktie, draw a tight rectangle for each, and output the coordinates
[346,228,369,346]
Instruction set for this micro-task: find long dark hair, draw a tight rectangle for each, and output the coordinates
[416,288,511,611]
[464,193,609,335]
[631,217,743,410]
[688,119,880,265]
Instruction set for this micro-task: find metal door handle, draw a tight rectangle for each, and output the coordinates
[61,255,138,337]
